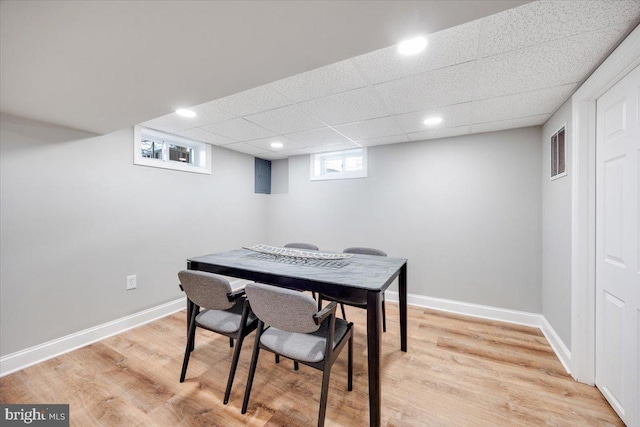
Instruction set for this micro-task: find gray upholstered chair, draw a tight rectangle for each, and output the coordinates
[319,247,388,332]
[178,270,258,404]
[283,242,319,251]
[242,283,353,427]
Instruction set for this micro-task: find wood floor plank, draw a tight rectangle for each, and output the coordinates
[0,304,622,426]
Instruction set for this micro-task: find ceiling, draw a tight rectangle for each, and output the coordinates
[0,0,531,135]
[138,1,640,160]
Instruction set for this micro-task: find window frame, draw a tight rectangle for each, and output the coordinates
[309,147,368,181]
[133,125,211,175]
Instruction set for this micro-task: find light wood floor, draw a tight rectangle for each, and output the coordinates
[0,304,622,426]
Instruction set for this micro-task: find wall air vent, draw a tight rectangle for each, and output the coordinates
[551,125,566,180]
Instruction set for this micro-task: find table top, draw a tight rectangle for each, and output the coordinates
[188,248,407,292]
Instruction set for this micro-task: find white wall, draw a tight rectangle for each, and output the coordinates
[0,115,268,356]
[541,99,573,350]
[271,158,288,194]
[267,127,542,312]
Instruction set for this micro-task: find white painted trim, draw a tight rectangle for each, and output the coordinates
[540,316,572,374]
[0,297,186,377]
[385,291,542,327]
[309,147,368,181]
[133,125,212,175]
[570,25,640,385]
[0,277,250,377]
[386,291,571,374]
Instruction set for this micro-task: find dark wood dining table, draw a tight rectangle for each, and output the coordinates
[187,248,408,427]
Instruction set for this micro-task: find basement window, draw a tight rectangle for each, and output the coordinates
[134,126,211,174]
[550,125,566,180]
[310,148,367,181]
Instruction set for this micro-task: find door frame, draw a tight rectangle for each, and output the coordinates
[570,25,640,384]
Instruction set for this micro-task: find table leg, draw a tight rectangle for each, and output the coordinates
[366,291,382,427]
[186,261,194,352]
[399,262,407,352]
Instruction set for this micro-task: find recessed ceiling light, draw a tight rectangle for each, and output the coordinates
[270,142,283,149]
[398,36,427,55]
[423,116,443,126]
[176,108,196,118]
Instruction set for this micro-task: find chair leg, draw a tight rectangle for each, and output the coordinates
[317,294,323,311]
[230,337,234,348]
[180,308,198,382]
[294,361,299,371]
[318,366,332,427]
[340,303,347,321]
[275,354,280,364]
[347,333,353,391]
[242,322,264,414]
[224,333,244,404]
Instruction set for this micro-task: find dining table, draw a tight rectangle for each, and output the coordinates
[186,247,408,427]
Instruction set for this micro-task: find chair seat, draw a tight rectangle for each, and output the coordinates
[260,317,349,363]
[196,302,256,334]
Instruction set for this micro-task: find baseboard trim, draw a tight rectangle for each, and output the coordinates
[2,288,573,377]
[385,291,571,373]
[540,316,572,374]
[0,297,186,377]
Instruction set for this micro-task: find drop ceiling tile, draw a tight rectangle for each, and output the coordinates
[269,59,368,102]
[140,113,194,134]
[483,0,640,57]
[281,142,360,157]
[470,114,549,134]
[298,87,391,126]
[334,116,404,140]
[395,103,472,134]
[221,142,266,155]
[184,102,237,127]
[351,20,481,84]
[374,62,476,115]
[243,135,306,152]
[244,105,325,134]
[175,127,236,145]
[356,134,410,147]
[212,85,292,117]
[473,84,576,123]
[286,127,353,147]
[476,23,632,99]
[407,125,470,142]
[203,118,275,142]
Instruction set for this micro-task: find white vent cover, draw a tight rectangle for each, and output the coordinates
[551,126,566,179]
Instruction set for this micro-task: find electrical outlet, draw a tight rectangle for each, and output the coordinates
[126,275,137,290]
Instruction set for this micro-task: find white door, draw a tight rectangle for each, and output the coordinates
[596,64,640,427]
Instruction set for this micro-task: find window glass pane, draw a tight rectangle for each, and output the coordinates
[168,144,192,163]
[324,158,343,173]
[345,155,362,171]
[141,137,162,159]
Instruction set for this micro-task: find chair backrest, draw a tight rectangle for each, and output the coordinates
[284,242,319,251]
[343,247,387,257]
[178,270,235,311]
[245,283,320,333]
